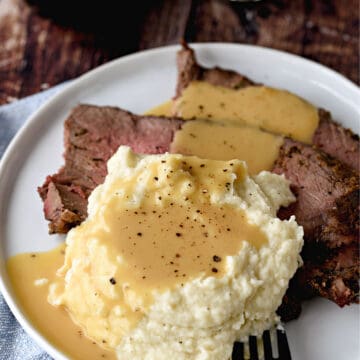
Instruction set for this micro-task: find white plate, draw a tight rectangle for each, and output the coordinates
[0,43,359,360]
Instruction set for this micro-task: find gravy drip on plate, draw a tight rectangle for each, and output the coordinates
[144,100,173,117]
[6,245,116,360]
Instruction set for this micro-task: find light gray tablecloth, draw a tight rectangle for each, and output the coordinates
[0,83,67,360]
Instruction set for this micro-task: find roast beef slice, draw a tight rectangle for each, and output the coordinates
[176,43,360,172]
[273,138,359,249]
[38,104,183,233]
[273,139,359,316]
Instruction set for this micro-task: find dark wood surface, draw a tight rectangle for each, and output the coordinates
[0,0,358,105]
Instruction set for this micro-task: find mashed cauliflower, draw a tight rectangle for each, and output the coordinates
[48,146,303,360]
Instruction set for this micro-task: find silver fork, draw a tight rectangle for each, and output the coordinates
[232,325,291,360]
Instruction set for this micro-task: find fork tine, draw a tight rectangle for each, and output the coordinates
[249,336,259,360]
[232,341,244,360]
[232,327,291,360]
[262,330,273,360]
[276,329,292,360]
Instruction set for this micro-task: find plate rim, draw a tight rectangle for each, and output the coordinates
[0,42,359,360]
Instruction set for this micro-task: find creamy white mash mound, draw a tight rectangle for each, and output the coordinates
[48,146,303,360]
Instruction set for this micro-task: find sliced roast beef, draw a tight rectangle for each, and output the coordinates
[278,242,359,321]
[38,105,183,233]
[176,42,254,97]
[313,109,360,172]
[176,43,360,172]
[272,139,359,316]
[298,243,359,306]
[273,139,359,249]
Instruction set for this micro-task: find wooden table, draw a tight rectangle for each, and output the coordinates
[0,0,358,105]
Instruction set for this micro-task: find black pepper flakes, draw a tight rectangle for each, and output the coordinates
[213,255,222,262]
[200,164,205,168]
[212,268,218,273]
[154,177,159,181]
[137,232,142,236]
[176,232,182,237]
[109,278,116,285]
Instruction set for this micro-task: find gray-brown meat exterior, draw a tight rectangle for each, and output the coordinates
[38,44,359,322]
